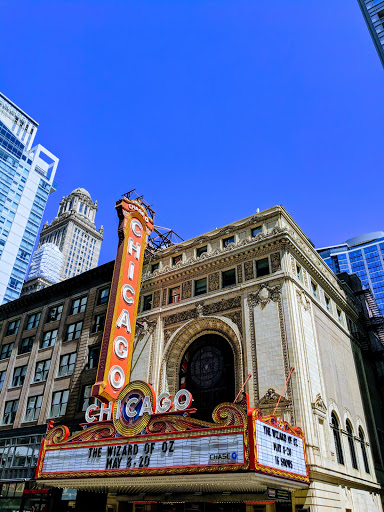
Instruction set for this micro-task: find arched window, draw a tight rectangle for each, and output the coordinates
[179,334,235,422]
[331,412,344,465]
[346,421,358,469]
[359,428,370,473]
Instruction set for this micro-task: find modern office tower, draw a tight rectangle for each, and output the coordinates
[0,92,59,304]
[21,243,64,296]
[357,0,384,68]
[318,231,384,315]
[36,187,103,280]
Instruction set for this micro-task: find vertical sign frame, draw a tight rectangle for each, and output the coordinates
[92,197,154,403]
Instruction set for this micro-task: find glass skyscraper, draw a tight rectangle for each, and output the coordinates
[318,232,384,315]
[0,93,59,304]
[357,0,384,68]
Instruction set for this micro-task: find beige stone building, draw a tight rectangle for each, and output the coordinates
[0,205,382,512]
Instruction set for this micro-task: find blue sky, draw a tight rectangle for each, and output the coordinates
[1,0,383,264]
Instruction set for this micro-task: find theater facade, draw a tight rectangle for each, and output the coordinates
[0,199,383,512]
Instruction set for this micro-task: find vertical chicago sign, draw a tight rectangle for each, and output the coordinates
[92,196,154,403]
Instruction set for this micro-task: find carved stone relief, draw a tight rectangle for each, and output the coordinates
[256,388,290,416]
[153,290,161,309]
[248,284,281,310]
[237,264,243,284]
[296,289,311,312]
[208,272,220,292]
[244,261,255,281]
[312,393,327,416]
[182,281,192,300]
[270,252,281,273]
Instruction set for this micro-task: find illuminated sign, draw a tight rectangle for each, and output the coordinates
[86,381,194,436]
[35,398,249,480]
[39,433,244,476]
[92,198,154,403]
[252,411,309,482]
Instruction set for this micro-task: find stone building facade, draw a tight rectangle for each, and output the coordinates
[0,205,382,512]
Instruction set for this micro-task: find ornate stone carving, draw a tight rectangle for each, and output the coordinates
[182,281,192,300]
[164,328,177,342]
[223,310,243,335]
[312,393,327,415]
[237,264,243,283]
[196,302,205,317]
[203,296,241,315]
[270,252,281,273]
[248,284,281,310]
[164,309,198,327]
[296,290,311,312]
[256,388,290,416]
[153,290,161,309]
[162,289,167,306]
[244,261,255,281]
[208,272,220,292]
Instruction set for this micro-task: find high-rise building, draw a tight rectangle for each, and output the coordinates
[317,231,384,315]
[35,187,103,280]
[357,0,384,68]
[0,93,59,304]
[21,243,64,296]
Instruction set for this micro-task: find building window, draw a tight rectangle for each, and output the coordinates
[79,384,99,412]
[24,395,43,422]
[26,312,41,330]
[337,307,343,324]
[58,353,77,377]
[19,336,34,354]
[222,268,236,288]
[196,246,208,258]
[311,281,318,299]
[47,305,63,322]
[40,329,58,349]
[194,278,207,296]
[5,319,20,336]
[325,295,331,313]
[0,370,5,390]
[50,390,69,418]
[70,296,87,315]
[359,428,370,474]
[11,365,27,387]
[86,346,100,370]
[97,287,109,305]
[169,286,181,304]
[34,359,51,382]
[251,226,262,237]
[2,399,19,425]
[0,343,14,360]
[64,322,83,341]
[296,264,302,281]
[142,295,153,312]
[92,314,106,333]
[151,262,159,272]
[222,236,235,248]
[172,255,182,266]
[346,421,358,470]
[331,412,344,465]
[256,258,270,277]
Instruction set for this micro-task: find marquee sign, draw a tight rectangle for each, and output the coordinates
[36,386,250,480]
[250,409,309,483]
[92,198,154,403]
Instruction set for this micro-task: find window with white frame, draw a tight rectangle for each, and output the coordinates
[11,365,27,387]
[70,296,87,315]
[24,395,43,422]
[58,353,77,377]
[40,329,58,349]
[2,399,19,424]
[26,312,41,330]
[34,359,51,382]
[50,390,69,418]
[64,322,82,341]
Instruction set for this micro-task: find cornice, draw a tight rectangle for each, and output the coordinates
[41,211,103,239]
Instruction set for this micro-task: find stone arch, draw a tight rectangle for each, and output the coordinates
[160,315,244,398]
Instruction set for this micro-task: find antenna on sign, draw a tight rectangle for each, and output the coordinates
[272,367,295,417]
[233,373,252,403]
